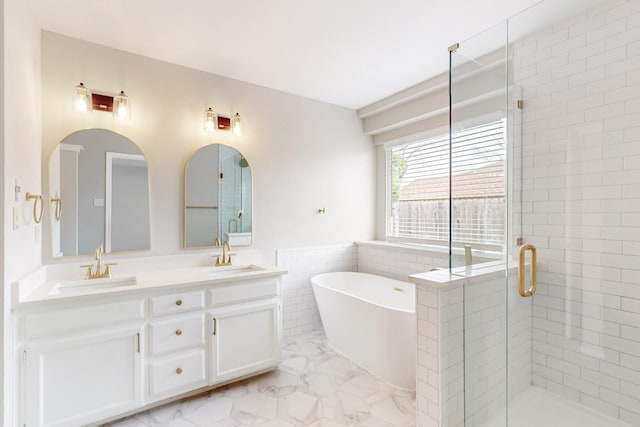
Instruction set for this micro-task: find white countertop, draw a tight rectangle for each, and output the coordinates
[14,250,287,307]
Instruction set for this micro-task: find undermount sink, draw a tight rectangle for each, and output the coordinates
[201,264,266,276]
[49,276,138,295]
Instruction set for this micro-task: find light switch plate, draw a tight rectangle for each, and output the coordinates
[94,198,105,207]
[14,178,20,202]
[13,207,19,230]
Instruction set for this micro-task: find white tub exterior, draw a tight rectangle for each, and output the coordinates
[311,271,416,390]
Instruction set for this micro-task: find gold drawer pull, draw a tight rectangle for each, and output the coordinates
[518,244,537,297]
[175,329,183,336]
[175,299,183,306]
[176,368,183,375]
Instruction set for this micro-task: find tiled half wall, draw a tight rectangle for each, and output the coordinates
[277,241,471,338]
[276,244,357,338]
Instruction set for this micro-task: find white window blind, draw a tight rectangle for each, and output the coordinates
[387,120,506,247]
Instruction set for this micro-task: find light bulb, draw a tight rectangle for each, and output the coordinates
[75,98,88,112]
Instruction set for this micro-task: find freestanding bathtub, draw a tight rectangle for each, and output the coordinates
[311,271,416,390]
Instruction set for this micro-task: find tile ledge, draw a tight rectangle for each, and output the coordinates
[409,260,518,288]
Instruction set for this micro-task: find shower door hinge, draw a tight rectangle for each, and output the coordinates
[448,42,460,53]
[517,100,524,109]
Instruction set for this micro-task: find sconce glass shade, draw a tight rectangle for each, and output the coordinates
[204,107,217,132]
[231,113,242,136]
[114,90,130,119]
[74,82,91,112]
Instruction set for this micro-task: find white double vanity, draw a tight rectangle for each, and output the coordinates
[10,129,272,427]
[12,129,280,426]
[13,251,286,427]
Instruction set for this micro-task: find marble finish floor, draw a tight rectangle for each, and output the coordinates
[104,330,416,426]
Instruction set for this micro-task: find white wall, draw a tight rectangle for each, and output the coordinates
[4,3,42,283]
[40,32,376,264]
[514,1,640,424]
[3,0,42,424]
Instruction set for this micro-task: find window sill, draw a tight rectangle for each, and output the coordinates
[355,240,504,262]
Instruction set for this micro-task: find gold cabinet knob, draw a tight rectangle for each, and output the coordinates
[175,299,183,306]
[176,368,183,375]
[175,329,183,336]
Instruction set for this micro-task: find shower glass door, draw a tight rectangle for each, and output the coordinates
[454,2,640,426]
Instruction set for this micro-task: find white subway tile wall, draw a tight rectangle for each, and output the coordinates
[513,0,640,424]
[276,244,357,338]
[463,269,530,427]
[357,242,450,280]
[416,281,465,427]
[279,242,455,339]
[414,268,526,427]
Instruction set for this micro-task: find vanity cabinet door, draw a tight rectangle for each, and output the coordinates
[23,326,143,427]
[209,300,281,385]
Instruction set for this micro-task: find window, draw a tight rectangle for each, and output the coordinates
[387,120,506,249]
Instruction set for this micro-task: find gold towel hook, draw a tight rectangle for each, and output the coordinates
[518,244,537,297]
[26,193,44,224]
[50,197,62,221]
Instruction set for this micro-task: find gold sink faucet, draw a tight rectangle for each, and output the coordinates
[213,240,233,267]
[81,243,117,279]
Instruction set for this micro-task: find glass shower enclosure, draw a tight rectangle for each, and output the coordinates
[450,1,640,426]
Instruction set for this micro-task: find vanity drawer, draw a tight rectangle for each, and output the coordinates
[209,279,279,307]
[149,349,207,399]
[23,298,145,340]
[149,313,204,355]
[149,290,204,316]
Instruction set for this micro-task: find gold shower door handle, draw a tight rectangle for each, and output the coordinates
[518,244,537,297]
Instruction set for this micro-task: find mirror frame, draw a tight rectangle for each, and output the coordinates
[183,143,253,249]
[47,128,152,259]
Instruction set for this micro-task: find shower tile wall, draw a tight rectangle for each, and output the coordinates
[513,0,640,424]
[276,244,356,338]
[463,268,531,427]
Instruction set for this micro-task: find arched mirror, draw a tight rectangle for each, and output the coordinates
[49,129,150,257]
[184,144,252,248]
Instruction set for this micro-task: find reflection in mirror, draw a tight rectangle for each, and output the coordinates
[184,144,252,248]
[49,129,150,257]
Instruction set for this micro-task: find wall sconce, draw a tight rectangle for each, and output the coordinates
[204,107,217,132]
[204,107,242,135]
[74,82,131,119]
[232,113,242,136]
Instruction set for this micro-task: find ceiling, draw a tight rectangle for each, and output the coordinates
[26,0,608,109]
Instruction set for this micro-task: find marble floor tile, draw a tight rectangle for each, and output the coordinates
[182,396,234,425]
[105,330,415,427]
[284,391,318,422]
